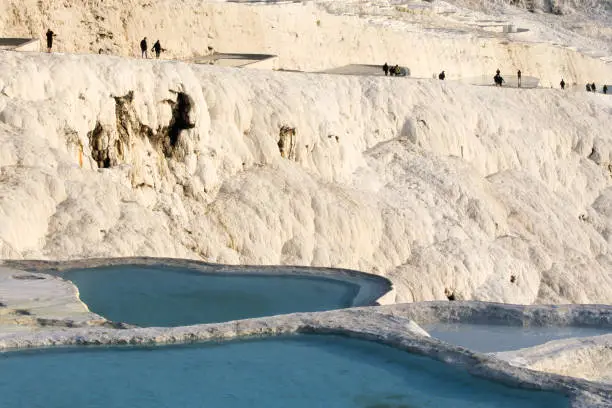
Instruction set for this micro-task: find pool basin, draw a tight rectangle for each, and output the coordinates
[0,335,569,408]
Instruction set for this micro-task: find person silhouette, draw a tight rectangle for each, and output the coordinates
[140,37,148,58]
[152,40,163,58]
[438,71,445,80]
[46,29,56,52]
[560,79,565,90]
[517,69,522,87]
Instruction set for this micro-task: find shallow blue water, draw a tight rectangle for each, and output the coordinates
[424,323,610,352]
[0,335,569,408]
[61,265,360,327]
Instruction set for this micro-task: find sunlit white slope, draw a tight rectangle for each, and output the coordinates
[0,0,610,86]
[0,51,611,304]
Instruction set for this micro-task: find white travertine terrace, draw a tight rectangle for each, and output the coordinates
[0,281,609,408]
[0,50,611,304]
[0,260,610,401]
[0,0,610,403]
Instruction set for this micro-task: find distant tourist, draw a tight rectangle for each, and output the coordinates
[494,73,504,86]
[152,40,164,58]
[383,62,389,76]
[140,37,148,58]
[604,85,608,94]
[392,65,400,76]
[591,82,596,92]
[517,69,522,87]
[438,70,445,80]
[46,29,56,52]
[560,79,565,90]
[586,83,591,92]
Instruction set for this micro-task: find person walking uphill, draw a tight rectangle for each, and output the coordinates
[152,40,164,58]
[517,69,522,87]
[560,79,565,90]
[46,29,56,52]
[140,37,148,58]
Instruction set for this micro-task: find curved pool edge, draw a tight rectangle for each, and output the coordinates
[0,307,609,408]
[375,300,612,329]
[1,257,394,307]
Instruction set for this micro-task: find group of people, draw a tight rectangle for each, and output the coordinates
[586,83,608,94]
[45,29,165,59]
[140,37,165,59]
[382,63,402,76]
[40,33,612,93]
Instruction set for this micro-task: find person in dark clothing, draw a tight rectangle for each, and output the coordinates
[517,69,522,87]
[604,85,608,94]
[152,40,163,58]
[46,29,56,52]
[382,62,389,76]
[494,73,504,86]
[591,82,596,92]
[438,70,445,80]
[586,83,592,92]
[140,37,148,58]
[560,79,565,90]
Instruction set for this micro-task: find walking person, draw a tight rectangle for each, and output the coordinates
[438,70,445,80]
[382,62,389,76]
[560,79,565,90]
[517,69,522,87]
[591,82,596,92]
[152,40,164,59]
[140,37,148,58]
[586,83,592,92]
[604,85,608,94]
[46,29,56,52]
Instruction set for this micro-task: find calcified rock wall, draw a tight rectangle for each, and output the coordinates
[0,0,610,86]
[1,51,612,305]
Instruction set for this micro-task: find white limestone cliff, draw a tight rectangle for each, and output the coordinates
[0,49,611,304]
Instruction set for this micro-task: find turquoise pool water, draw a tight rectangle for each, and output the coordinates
[61,265,360,327]
[424,323,610,352]
[0,335,569,408]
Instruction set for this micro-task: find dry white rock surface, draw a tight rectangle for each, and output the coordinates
[0,1,610,85]
[495,334,612,384]
[0,266,103,333]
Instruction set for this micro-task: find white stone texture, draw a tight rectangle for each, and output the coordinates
[0,51,611,304]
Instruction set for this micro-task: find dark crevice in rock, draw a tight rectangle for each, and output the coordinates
[12,274,45,280]
[444,288,456,301]
[88,121,111,168]
[87,90,196,168]
[278,125,297,160]
[169,92,195,148]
